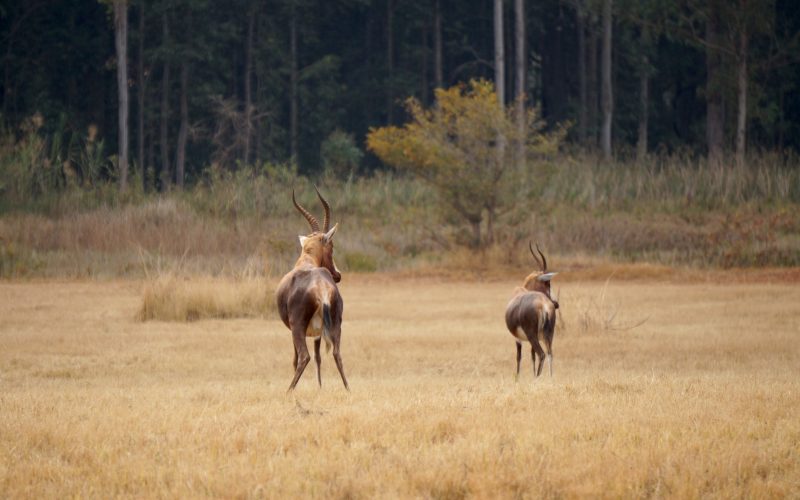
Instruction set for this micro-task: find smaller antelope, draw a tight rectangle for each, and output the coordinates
[505,242,559,379]
[276,187,349,392]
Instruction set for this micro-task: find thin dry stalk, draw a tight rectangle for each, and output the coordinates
[570,273,649,333]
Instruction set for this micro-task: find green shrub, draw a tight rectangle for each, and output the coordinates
[0,242,43,278]
[321,129,363,178]
[343,251,378,272]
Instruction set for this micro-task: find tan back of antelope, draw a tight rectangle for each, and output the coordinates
[275,187,349,391]
[505,242,559,379]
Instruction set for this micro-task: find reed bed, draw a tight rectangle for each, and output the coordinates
[1,155,798,278]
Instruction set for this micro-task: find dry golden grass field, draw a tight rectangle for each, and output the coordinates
[1,274,799,498]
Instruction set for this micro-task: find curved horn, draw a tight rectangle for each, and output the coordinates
[536,243,548,272]
[292,189,320,232]
[529,241,543,269]
[314,185,331,232]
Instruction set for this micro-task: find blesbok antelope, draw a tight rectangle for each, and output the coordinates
[276,187,349,392]
[505,242,559,379]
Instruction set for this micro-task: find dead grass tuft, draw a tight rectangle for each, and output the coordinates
[138,275,276,322]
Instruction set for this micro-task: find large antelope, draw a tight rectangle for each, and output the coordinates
[276,187,349,392]
[505,242,559,379]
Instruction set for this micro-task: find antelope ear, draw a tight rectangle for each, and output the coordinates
[536,272,558,282]
[298,235,309,247]
[322,223,338,244]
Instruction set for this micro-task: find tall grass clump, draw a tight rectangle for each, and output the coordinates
[541,152,800,210]
[0,114,144,214]
[138,274,277,322]
[185,163,441,270]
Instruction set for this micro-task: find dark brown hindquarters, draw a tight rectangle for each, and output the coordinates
[282,268,348,391]
[505,292,553,378]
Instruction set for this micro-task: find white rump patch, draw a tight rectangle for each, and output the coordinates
[513,327,528,342]
[306,309,323,338]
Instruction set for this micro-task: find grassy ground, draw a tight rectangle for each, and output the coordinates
[1,275,798,498]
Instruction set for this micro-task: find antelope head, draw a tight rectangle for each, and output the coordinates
[522,242,558,308]
[293,187,341,282]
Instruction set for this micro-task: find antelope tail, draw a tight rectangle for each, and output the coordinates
[322,302,333,353]
[538,309,549,336]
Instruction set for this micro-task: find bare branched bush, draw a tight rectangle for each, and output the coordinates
[566,276,649,334]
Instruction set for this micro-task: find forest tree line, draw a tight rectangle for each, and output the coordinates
[2,0,799,193]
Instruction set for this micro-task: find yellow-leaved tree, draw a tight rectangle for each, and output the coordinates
[367,79,563,248]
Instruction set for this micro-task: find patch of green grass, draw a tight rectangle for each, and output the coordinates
[343,252,378,272]
[0,242,44,278]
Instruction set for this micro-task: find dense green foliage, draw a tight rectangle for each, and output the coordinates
[1,0,799,189]
[368,80,564,247]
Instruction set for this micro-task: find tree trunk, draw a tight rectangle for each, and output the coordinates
[486,200,496,246]
[549,7,566,122]
[160,12,171,189]
[494,0,505,105]
[778,84,784,151]
[421,21,428,105]
[493,0,506,240]
[514,0,525,167]
[706,1,724,168]
[137,1,146,191]
[254,20,261,166]
[289,2,298,161]
[174,63,188,189]
[636,60,648,162]
[470,219,481,249]
[387,0,395,124]
[147,116,155,185]
[587,12,598,148]
[735,25,748,168]
[244,10,255,166]
[576,1,587,145]
[114,0,129,192]
[600,0,612,161]
[434,0,443,89]
[636,26,649,163]
[2,39,10,118]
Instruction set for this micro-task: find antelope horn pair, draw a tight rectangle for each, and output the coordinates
[529,241,548,272]
[292,186,331,233]
[530,241,558,282]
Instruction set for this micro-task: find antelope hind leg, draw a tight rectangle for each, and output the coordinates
[332,343,350,391]
[314,338,322,387]
[533,343,546,377]
[287,330,311,392]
